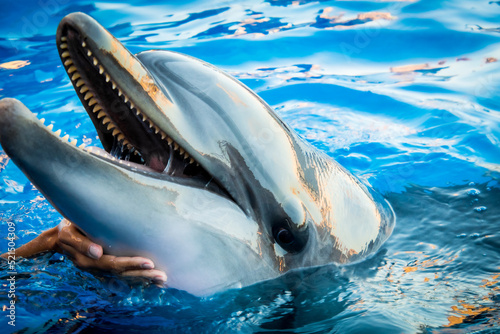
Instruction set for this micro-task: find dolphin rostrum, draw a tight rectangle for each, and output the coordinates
[0,13,395,296]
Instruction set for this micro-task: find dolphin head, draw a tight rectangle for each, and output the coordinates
[0,13,394,295]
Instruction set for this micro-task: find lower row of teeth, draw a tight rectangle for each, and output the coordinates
[56,36,196,166]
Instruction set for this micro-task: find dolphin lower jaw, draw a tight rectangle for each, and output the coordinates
[0,99,275,295]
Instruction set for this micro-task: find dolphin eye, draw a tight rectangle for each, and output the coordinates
[276,228,294,245]
[272,218,308,254]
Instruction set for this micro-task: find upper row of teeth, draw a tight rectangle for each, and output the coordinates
[58,36,195,165]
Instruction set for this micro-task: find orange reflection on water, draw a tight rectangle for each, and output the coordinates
[401,252,460,275]
[446,269,499,328]
[447,302,494,327]
[0,60,30,70]
[0,153,10,173]
[391,63,430,73]
[319,7,395,30]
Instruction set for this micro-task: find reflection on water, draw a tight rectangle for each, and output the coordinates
[0,0,499,332]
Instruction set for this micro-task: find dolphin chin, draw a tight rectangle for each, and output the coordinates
[0,12,395,296]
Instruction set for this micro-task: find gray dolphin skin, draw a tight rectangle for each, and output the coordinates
[0,13,395,296]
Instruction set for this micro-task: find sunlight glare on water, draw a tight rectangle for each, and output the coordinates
[0,0,499,332]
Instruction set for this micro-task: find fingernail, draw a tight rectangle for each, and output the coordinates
[154,274,167,282]
[141,262,154,269]
[88,244,101,259]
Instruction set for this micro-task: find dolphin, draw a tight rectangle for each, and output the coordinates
[0,12,395,296]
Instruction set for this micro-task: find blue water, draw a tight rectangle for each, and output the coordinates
[1,0,499,332]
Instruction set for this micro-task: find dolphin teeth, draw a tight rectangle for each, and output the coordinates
[107,123,115,131]
[61,51,70,58]
[82,41,86,47]
[64,59,73,66]
[161,132,166,140]
[184,152,190,160]
[70,139,77,146]
[105,74,110,82]
[129,102,134,110]
[67,66,77,73]
[97,111,106,119]
[61,36,67,42]
[60,43,68,49]
[123,95,129,103]
[118,89,122,97]
[112,82,116,90]
[80,85,89,94]
[54,129,62,136]
[123,139,130,146]
[88,98,97,106]
[148,121,153,129]
[40,118,45,124]
[71,73,81,81]
[189,158,195,164]
[142,115,147,122]
[167,137,173,145]
[84,92,94,100]
[154,126,159,134]
[87,50,92,57]
[99,65,104,74]
[117,134,125,141]
[174,143,179,150]
[102,117,111,125]
[93,57,98,66]
[93,105,102,113]
[47,124,54,131]
[112,129,120,136]
[179,147,185,155]
[76,79,85,87]
[136,110,140,116]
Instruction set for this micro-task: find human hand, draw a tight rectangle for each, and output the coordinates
[55,219,167,285]
[2,219,167,286]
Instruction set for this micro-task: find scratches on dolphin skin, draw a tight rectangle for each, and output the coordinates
[109,37,174,110]
[216,83,247,107]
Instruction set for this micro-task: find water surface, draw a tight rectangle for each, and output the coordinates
[0,0,499,332]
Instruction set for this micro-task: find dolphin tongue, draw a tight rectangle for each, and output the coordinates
[145,149,192,176]
[148,154,167,173]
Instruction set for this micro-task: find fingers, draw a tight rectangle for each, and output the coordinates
[58,239,158,273]
[121,269,168,285]
[57,240,98,270]
[96,255,167,285]
[56,219,167,286]
[98,255,156,273]
[57,220,103,260]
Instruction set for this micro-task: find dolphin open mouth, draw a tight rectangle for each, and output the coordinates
[54,17,231,199]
